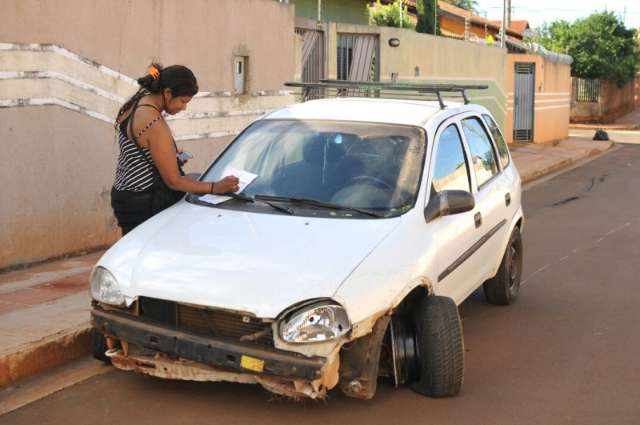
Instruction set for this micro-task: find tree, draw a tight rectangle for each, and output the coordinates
[440,0,477,13]
[531,12,637,86]
[416,0,437,35]
[368,0,415,29]
[533,20,572,54]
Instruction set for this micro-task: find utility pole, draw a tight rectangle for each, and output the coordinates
[317,0,322,22]
[434,0,437,35]
[506,0,512,29]
[500,0,506,48]
[400,0,403,28]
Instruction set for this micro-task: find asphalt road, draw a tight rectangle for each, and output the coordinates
[3,145,640,425]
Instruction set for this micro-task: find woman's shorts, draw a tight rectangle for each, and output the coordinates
[110,188,153,235]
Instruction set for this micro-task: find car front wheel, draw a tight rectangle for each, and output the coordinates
[90,328,111,364]
[411,296,464,397]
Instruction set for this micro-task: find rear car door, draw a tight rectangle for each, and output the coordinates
[482,113,520,226]
[459,115,510,283]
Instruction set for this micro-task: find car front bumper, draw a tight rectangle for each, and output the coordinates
[91,308,326,382]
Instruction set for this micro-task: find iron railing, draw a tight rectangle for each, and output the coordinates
[573,78,600,103]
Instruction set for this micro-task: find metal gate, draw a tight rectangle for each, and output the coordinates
[337,33,379,82]
[295,28,325,83]
[513,62,535,142]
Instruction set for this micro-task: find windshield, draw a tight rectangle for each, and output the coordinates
[202,120,426,216]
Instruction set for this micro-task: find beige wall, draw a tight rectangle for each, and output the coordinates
[326,24,508,128]
[0,106,233,268]
[0,0,297,269]
[2,0,295,93]
[505,54,571,144]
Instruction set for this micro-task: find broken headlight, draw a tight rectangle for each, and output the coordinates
[90,266,125,307]
[279,302,351,343]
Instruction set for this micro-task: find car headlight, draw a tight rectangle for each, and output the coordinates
[90,266,125,306]
[279,302,351,343]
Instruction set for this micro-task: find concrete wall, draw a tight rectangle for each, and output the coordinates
[2,0,295,93]
[505,54,571,144]
[570,78,636,124]
[326,24,507,128]
[0,0,298,269]
[292,0,369,25]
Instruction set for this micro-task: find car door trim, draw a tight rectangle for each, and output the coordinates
[438,219,507,282]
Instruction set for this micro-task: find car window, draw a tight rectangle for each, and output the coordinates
[461,117,499,188]
[482,114,510,169]
[203,120,426,215]
[431,124,471,196]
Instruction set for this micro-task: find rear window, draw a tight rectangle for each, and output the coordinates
[461,117,499,188]
[482,114,510,169]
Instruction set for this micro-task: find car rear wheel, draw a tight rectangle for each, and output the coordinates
[411,296,464,397]
[483,226,523,305]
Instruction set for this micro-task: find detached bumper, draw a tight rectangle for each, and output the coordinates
[91,309,325,381]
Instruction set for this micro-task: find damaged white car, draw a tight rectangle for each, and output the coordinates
[90,81,524,400]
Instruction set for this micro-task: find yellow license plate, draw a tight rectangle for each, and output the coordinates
[240,355,264,373]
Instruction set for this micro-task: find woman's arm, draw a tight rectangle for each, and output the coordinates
[140,116,238,194]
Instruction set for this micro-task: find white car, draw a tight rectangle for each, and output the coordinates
[90,83,523,400]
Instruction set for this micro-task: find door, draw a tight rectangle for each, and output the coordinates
[428,122,486,302]
[513,62,535,142]
[336,33,379,97]
[459,116,510,286]
[295,28,325,83]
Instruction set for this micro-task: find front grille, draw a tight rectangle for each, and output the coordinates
[138,297,274,346]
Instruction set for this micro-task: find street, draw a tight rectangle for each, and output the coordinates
[2,144,640,425]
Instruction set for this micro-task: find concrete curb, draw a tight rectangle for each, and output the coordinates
[0,324,91,388]
[570,123,640,131]
[519,142,615,185]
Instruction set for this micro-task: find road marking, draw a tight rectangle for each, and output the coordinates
[521,219,638,286]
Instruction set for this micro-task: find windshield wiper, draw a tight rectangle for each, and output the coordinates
[191,192,293,215]
[228,192,294,215]
[254,194,383,218]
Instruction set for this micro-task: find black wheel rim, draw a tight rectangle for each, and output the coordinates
[508,242,521,289]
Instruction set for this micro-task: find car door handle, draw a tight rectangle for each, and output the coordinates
[474,212,482,228]
[505,192,511,206]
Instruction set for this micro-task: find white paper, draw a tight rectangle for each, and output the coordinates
[199,194,232,205]
[226,168,258,191]
[199,168,258,205]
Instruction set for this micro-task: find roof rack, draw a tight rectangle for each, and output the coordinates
[284,80,488,109]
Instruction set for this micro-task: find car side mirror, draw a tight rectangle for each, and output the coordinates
[424,190,475,223]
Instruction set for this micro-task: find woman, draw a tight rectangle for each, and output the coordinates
[111,63,239,235]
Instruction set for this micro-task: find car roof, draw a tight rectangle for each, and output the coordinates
[264,97,487,128]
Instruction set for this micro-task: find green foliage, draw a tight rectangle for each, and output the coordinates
[367,0,415,29]
[531,12,638,86]
[439,0,477,13]
[416,0,438,35]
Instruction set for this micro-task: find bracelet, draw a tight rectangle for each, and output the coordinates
[210,182,215,194]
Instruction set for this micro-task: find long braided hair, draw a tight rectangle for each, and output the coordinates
[116,62,199,125]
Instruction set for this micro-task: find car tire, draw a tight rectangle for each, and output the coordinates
[411,296,464,397]
[483,226,523,305]
[91,328,111,364]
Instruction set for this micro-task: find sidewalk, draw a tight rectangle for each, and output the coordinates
[0,253,101,387]
[570,107,640,131]
[512,137,614,184]
[0,135,615,389]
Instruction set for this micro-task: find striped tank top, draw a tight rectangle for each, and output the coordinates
[113,108,162,192]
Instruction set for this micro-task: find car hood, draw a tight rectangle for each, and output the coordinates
[111,202,400,318]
